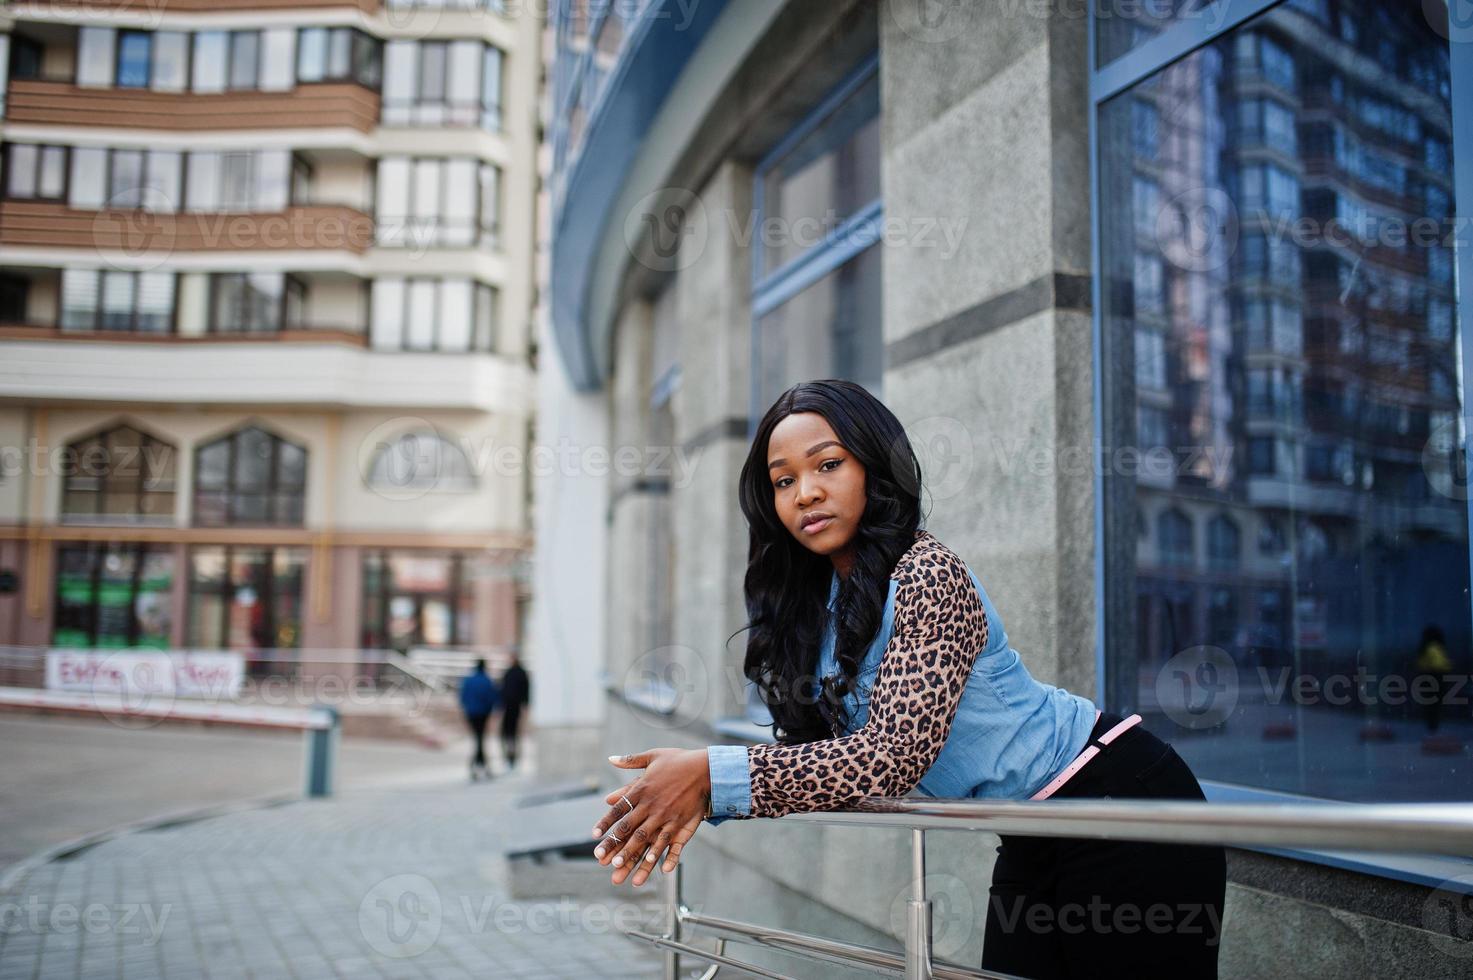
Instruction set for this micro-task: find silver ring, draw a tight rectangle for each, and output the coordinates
[620,794,634,814]
[605,830,623,843]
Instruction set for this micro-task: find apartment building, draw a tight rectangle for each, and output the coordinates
[0,0,540,669]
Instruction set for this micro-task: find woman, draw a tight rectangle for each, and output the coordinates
[591,379,1227,977]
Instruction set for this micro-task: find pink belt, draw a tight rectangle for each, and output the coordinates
[1029,709,1143,801]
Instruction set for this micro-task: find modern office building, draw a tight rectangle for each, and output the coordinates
[538,0,1471,973]
[0,1,540,675]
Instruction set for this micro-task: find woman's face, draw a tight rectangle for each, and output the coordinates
[766,411,866,566]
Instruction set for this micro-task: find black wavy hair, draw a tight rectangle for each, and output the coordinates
[731,379,925,744]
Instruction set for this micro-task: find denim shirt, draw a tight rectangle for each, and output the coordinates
[706,561,1097,823]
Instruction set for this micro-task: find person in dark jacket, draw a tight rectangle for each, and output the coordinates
[459,659,500,781]
[499,655,531,770]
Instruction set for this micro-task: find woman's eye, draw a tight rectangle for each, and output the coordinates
[820,459,841,471]
[774,477,791,489]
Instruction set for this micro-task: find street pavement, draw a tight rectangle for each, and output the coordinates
[0,717,671,979]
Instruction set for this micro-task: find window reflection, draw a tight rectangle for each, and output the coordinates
[1100,1,1464,801]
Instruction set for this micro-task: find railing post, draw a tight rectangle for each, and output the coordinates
[304,705,339,798]
[663,856,683,980]
[905,828,933,980]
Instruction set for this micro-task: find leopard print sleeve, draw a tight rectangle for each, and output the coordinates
[743,536,989,819]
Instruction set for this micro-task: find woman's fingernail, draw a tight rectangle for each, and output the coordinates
[594,846,605,859]
[607,755,619,763]
[612,855,624,867]
[591,827,601,838]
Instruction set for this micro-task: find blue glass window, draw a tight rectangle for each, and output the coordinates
[1094,0,1467,817]
[116,31,151,89]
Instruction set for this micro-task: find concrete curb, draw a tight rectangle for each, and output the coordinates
[0,791,304,894]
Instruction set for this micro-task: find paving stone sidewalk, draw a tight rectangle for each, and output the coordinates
[0,766,672,980]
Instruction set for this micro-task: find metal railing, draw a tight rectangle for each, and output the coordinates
[623,797,1473,980]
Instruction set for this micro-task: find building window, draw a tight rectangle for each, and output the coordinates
[229,31,261,90]
[382,39,504,130]
[60,269,175,333]
[63,146,181,211]
[3,143,67,201]
[369,277,496,352]
[188,546,305,652]
[374,156,499,248]
[191,30,263,93]
[1206,515,1240,570]
[361,551,475,651]
[53,543,174,649]
[193,425,307,527]
[1095,0,1467,822]
[751,52,883,425]
[61,423,177,525]
[185,150,290,212]
[295,27,380,88]
[116,30,152,88]
[208,272,302,333]
[366,431,478,492]
[1157,509,1193,567]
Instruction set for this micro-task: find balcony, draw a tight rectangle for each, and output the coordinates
[5,80,380,133]
[0,201,376,255]
[0,335,532,413]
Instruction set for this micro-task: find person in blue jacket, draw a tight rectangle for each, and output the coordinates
[459,659,500,781]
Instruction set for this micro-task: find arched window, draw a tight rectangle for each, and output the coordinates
[61,422,177,524]
[194,425,307,526]
[1157,508,1194,568]
[366,431,477,492]
[1206,514,1240,569]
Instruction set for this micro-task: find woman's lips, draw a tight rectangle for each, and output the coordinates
[801,517,834,535]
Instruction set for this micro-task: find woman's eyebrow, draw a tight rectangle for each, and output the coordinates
[768,440,842,470]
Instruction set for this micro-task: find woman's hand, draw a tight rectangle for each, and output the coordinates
[591,748,710,887]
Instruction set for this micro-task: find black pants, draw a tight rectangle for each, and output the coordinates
[980,711,1227,979]
[466,713,489,768]
[500,704,522,768]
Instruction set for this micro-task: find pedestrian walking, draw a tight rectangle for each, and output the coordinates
[459,658,500,781]
[499,655,530,770]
